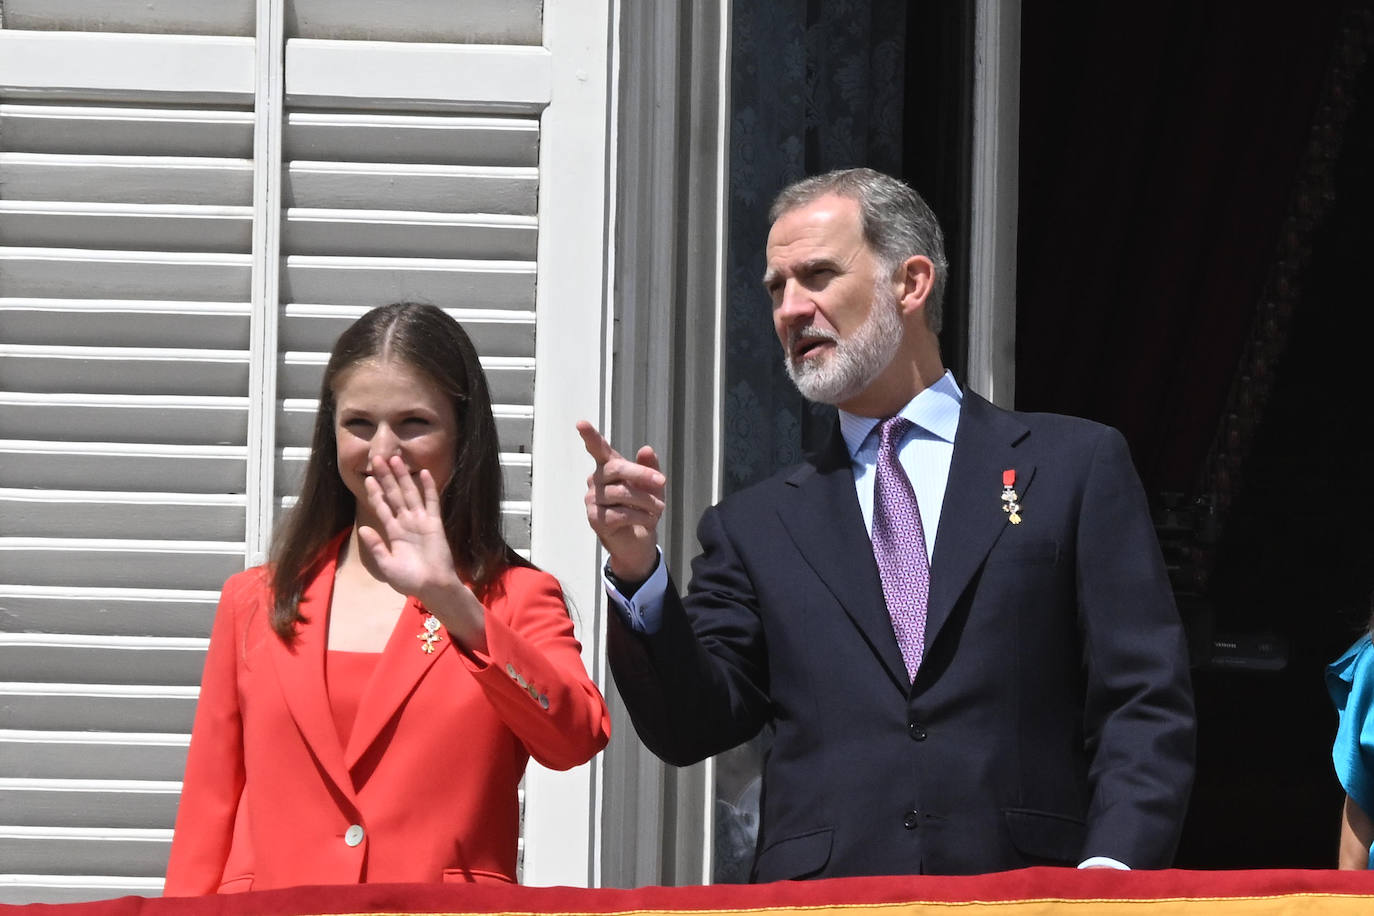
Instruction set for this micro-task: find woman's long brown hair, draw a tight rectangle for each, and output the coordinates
[267,302,526,640]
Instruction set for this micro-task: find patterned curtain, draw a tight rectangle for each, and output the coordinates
[715,0,906,883]
[723,0,906,495]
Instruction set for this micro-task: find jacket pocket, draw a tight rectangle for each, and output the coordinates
[1003,808,1085,864]
[986,538,1060,566]
[216,874,254,894]
[752,827,833,881]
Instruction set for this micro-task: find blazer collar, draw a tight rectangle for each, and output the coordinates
[343,595,449,769]
[269,530,452,793]
[777,421,911,694]
[268,532,354,797]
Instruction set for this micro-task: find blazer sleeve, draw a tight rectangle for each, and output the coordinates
[1075,426,1196,867]
[163,572,253,896]
[460,567,611,771]
[606,505,773,767]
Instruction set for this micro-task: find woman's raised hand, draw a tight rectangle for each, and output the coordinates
[357,455,462,601]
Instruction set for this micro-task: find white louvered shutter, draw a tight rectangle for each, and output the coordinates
[2,0,613,903]
[0,2,258,904]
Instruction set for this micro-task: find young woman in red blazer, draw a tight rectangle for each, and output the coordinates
[164,303,611,894]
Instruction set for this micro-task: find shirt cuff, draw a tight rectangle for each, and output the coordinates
[1077,856,1130,870]
[602,549,667,633]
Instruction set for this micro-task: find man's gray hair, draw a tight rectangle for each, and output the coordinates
[769,168,949,334]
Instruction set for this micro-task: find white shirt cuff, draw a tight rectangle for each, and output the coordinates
[1077,856,1129,870]
[602,549,668,633]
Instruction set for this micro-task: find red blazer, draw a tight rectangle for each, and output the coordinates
[164,536,610,894]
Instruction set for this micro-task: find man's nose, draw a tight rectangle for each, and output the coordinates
[775,280,815,324]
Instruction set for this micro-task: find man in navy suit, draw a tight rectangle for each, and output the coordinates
[579,168,1194,880]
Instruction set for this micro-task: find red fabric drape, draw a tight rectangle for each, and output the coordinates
[6,869,1374,916]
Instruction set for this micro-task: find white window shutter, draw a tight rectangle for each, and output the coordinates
[0,6,257,905]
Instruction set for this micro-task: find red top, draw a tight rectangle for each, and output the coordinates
[326,650,382,749]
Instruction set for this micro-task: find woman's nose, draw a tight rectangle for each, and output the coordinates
[369,425,402,462]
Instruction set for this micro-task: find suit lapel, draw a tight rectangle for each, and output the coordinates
[268,537,356,800]
[776,423,910,693]
[343,596,447,769]
[925,392,1036,651]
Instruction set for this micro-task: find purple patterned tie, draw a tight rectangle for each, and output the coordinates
[871,416,930,680]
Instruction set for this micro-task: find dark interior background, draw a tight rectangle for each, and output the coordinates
[1014,3,1374,867]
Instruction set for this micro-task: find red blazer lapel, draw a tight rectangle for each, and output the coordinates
[267,536,356,804]
[344,596,448,770]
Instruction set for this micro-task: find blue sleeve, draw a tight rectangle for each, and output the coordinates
[1329,634,1374,853]
[602,549,668,633]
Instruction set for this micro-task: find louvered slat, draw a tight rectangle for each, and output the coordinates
[0,154,254,204]
[0,875,164,906]
[0,0,253,36]
[285,112,536,166]
[0,731,188,781]
[0,684,198,733]
[0,826,172,879]
[0,299,251,348]
[0,489,245,540]
[0,586,217,638]
[0,778,180,829]
[288,0,540,44]
[0,105,253,157]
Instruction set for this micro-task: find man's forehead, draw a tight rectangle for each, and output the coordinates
[765,195,866,270]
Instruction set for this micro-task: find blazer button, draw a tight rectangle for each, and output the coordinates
[903,810,919,830]
[344,824,365,847]
[908,722,927,741]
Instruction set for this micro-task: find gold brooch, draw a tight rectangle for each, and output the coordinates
[417,614,442,653]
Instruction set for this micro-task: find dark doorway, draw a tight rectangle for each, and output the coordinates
[1016,4,1374,867]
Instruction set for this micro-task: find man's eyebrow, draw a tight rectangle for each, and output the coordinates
[762,258,840,287]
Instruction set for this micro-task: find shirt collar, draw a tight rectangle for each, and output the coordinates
[838,370,963,460]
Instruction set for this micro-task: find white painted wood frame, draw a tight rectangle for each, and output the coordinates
[967,0,1021,407]
[594,0,731,889]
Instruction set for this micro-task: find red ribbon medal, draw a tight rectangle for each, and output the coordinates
[1001,469,1022,525]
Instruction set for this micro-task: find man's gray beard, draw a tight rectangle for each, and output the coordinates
[784,288,903,405]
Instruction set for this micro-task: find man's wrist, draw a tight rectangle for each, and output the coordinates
[607,552,657,589]
[605,561,651,597]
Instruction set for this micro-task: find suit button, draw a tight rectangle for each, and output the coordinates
[344,824,365,846]
[908,722,927,741]
[903,810,919,830]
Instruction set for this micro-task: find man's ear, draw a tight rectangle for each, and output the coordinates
[896,255,935,318]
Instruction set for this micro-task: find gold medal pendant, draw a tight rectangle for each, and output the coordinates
[417,614,442,654]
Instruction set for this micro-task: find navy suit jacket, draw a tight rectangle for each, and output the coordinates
[607,391,1195,879]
